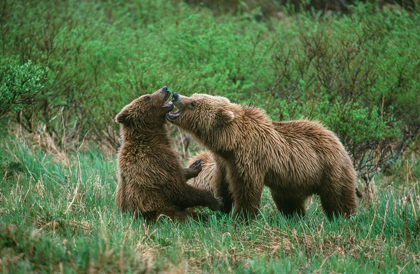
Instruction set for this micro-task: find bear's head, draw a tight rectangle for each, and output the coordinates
[115,86,173,130]
[167,93,239,150]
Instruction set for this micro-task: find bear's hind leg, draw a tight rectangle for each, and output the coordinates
[170,208,209,222]
[270,189,307,218]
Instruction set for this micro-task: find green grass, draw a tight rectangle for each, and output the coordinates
[1,134,419,273]
[1,0,420,272]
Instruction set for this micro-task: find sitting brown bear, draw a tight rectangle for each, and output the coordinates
[168,92,358,220]
[115,87,221,222]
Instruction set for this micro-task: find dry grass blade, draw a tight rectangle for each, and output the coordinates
[65,182,80,214]
[408,188,420,232]
[314,250,338,274]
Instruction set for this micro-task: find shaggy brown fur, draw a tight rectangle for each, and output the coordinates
[115,87,221,222]
[168,93,358,220]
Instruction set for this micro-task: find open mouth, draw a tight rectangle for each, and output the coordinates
[161,92,174,109]
[162,102,173,109]
[167,109,180,120]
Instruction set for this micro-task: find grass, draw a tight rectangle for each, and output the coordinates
[1,132,419,273]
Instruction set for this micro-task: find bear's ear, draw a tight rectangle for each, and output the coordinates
[115,108,131,124]
[218,109,235,124]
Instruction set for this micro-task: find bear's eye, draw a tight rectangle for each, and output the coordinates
[145,96,151,101]
[190,102,196,108]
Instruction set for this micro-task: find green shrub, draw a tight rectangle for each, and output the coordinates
[261,3,420,182]
[0,59,48,118]
[185,0,419,16]
[0,0,419,182]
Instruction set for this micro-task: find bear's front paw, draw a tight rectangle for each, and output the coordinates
[216,196,224,210]
[188,159,202,172]
[208,195,224,211]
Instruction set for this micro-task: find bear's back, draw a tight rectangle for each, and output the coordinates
[272,120,345,156]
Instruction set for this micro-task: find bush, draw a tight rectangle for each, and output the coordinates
[0,0,419,183]
[262,3,420,182]
[185,0,419,17]
[0,59,48,119]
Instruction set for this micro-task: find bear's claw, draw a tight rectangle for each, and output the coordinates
[188,159,202,170]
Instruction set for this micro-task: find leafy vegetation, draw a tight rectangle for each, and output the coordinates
[1,0,419,180]
[0,59,49,118]
[1,0,419,272]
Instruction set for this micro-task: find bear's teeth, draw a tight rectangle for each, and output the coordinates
[167,111,180,120]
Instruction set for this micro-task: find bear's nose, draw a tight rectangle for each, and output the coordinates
[172,92,179,101]
[161,86,168,92]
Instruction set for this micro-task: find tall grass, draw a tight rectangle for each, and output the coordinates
[1,133,419,273]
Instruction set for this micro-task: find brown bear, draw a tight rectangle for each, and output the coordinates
[168,92,358,220]
[115,87,222,222]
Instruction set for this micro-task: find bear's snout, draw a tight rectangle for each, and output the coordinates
[172,92,179,102]
[161,86,168,92]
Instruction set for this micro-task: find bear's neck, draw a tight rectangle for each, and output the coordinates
[121,125,171,147]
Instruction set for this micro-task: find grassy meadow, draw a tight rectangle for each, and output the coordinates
[1,129,419,273]
[1,0,420,273]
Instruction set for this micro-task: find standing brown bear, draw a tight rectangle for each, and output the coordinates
[115,87,221,222]
[167,93,358,220]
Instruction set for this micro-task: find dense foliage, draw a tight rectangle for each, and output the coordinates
[1,0,419,180]
[0,59,49,118]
